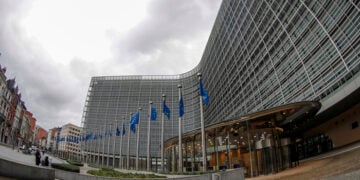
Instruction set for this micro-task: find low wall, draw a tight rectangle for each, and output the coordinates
[218,168,245,180]
[0,157,54,180]
[0,155,244,180]
[55,168,244,180]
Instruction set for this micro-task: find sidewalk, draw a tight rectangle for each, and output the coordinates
[0,144,67,166]
[3,142,360,179]
[78,142,360,179]
[248,141,360,180]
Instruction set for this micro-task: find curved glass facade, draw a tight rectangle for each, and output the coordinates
[81,0,360,173]
[200,0,360,125]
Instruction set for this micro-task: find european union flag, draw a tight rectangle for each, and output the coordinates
[122,122,126,135]
[116,127,121,136]
[86,133,93,140]
[131,112,140,125]
[151,107,157,121]
[163,100,170,119]
[179,96,184,117]
[130,123,136,133]
[199,79,210,105]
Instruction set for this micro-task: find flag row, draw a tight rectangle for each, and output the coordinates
[83,79,210,138]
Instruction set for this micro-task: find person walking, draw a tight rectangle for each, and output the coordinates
[35,149,41,166]
[40,150,45,166]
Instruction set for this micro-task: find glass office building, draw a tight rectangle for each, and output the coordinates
[81,0,360,176]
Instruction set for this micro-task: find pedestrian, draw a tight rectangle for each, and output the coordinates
[35,149,41,166]
[44,156,49,166]
[40,150,45,166]
[4,128,9,144]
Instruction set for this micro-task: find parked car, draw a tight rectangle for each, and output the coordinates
[21,146,37,155]
[19,145,26,151]
[22,147,31,154]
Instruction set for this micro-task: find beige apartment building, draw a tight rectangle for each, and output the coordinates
[58,123,81,160]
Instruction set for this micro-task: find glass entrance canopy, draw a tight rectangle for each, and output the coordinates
[164,101,320,177]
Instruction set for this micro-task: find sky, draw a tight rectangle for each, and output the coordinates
[0,0,222,130]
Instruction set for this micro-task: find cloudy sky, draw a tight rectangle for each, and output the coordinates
[0,0,222,130]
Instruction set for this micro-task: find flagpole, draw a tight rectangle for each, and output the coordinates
[112,120,117,168]
[107,123,111,167]
[136,108,142,171]
[82,131,85,163]
[84,132,87,163]
[178,84,183,173]
[80,131,87,163]
[97,128,101,166]
[88,133,91,164]
[93,131,96,165]
[246,120,253,177]
[147,101,152,171]
[127,113,132,169]
[88,132,91,163]
[198,73,207,172]
[102,124,106,167]
[119,117,125,169]
[161,94,165,172]
[84,131,88,164]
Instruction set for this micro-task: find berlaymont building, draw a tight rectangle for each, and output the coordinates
[81,0,360,177]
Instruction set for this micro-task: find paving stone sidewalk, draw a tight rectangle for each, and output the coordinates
[248,141,360,180]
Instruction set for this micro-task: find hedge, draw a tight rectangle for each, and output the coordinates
[87,168,166,178]
[51,163,80,173]
[66,160,84,166]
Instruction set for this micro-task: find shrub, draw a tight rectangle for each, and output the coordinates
[88,164,100,169]
[66,160,84,166]
[51,163,80,173]
[87,168,166,178]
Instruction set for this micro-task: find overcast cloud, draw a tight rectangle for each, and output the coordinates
[0,0,221,130]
